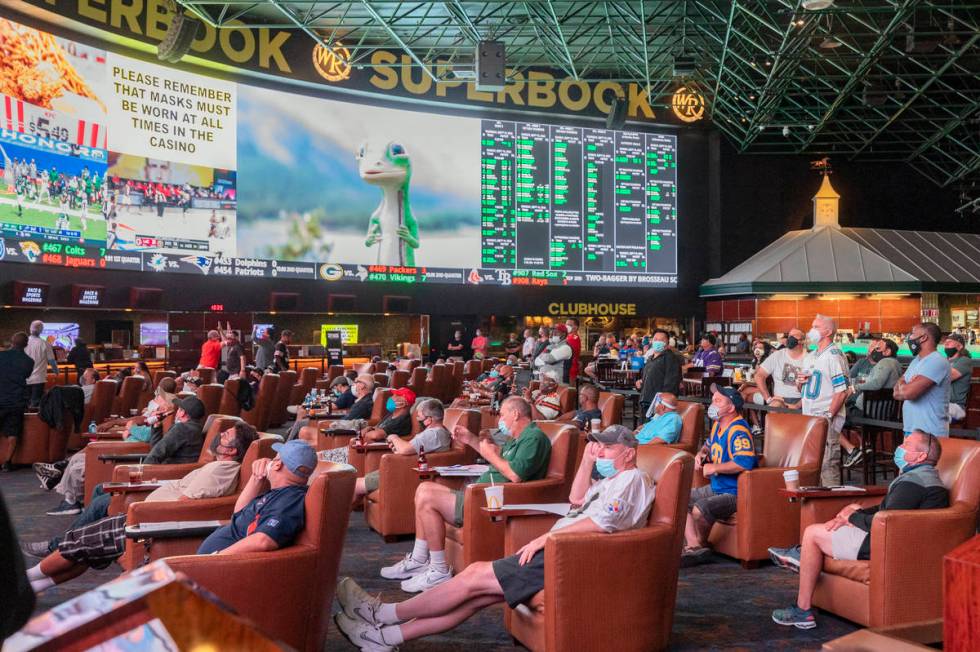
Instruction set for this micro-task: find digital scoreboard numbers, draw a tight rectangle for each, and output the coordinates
[480,119,678,286]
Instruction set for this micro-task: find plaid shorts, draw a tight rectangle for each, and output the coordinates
[58,514,127,570]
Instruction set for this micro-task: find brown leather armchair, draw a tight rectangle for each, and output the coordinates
[67,380,117,449]
[597,391,625,428]
[217,378,243,417]
[444,422,579,571]
[0,412,70,465]
[406,366,428,397]
[504,446,694,652]
[463,360,481,381]
[289,367,319,406]
[705,412,827,566]
[195,383,223,417]
[363,408,480,540]
[162,463,357,652]
[390,369,410,389]
[111,376,144,416]
[268,369,298,427]
[373,372,390,388]
[241,373,279,431]
[424,364,450,403]
[326,365,345,382]
[115,436,278,570]
[197,367,215,384]
[669,400,704,455]
[808,437,980,627]
[314,388,391,451]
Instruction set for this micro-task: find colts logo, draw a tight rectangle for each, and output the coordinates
[312,41,352,82]
[672,86,706,123]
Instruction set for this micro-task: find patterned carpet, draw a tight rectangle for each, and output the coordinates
[3,463,859,650]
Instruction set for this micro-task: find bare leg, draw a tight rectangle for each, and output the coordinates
[684,508,709,548]
[415,483,457,551]
[797,523,834,610]
[38,551,88,585]
[354,477,367,499]
[396,562,503,624]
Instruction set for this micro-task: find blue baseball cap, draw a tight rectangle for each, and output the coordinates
[710,383,744,411]
[271,440,317,479]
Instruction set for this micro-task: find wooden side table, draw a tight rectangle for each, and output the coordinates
[945,534,980,652]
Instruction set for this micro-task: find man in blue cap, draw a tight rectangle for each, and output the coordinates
[682,383,757,565]
[197,439,316,555]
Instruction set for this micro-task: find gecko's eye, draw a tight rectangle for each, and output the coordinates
[357,145,365,159]
[389,143,406,157]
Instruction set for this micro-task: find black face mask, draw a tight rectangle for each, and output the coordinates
[908,336,924,356]
[418,417,428,429]
[870,351,883,362]
[944,347,959,358]
[786,335,799,349]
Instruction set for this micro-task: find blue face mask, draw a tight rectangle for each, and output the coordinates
[595,458,618,478]
[651,340,666,353]
[893,446,908,472]
[385,397,397,412]
[497,418,510,436]
[489,370,499,378]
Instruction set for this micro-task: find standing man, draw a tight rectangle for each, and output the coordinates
[199,329,222,370]
[799,315,850,486]
[894,322,950,437]
[533,324,572,380]
[25,321,57,410]
[0,333,35,469]
[222,331,246,380]
[273,330,293,373]
[564,318,582,384]
[446,330,466,358]
[253,329,275,371]
[470,328,489,360]
[942,334,972,423]
[636,329,682,418]
[520,328,536,362]
[754,327,807,409]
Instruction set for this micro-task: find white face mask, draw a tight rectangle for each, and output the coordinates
[807,328,822,344]
[550,336,560,344]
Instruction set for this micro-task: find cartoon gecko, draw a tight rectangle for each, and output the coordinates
[356,141,419,266]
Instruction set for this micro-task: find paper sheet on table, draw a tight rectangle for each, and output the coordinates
[498,503,573,516]
[434,464,489,476]
[132,520,223,533]
[830,486,866,492]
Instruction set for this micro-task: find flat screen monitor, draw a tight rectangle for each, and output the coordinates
[252,323,274,340]
[140,322,168,346]
[41,323,80,349]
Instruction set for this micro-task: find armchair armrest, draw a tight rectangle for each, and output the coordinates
[503,514,560,555]
[97,452,150,463]
[127,495,239,525]
[107,482,162,517]
[125,519,224,540]
[800,494,885,530]
[112,464,196,483]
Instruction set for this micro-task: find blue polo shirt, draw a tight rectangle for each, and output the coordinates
[706,417,757,495]
[198,485,307,554]
[636,411,683,444]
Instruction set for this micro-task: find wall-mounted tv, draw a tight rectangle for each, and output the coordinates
[41,323,80,349]
[140,322,169,346]
[252,323,274,340]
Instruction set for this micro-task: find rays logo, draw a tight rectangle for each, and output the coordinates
[181,255,213,275]
[147,254,167,272]
[0,238,5,262]
[19,241,41,262]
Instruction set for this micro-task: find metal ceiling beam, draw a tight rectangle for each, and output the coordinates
[358,0,439,81]
[709,0,737,120]
[267,0,350,65]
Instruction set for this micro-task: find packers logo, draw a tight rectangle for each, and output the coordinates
[672,86,706,123]
[319,263,344,281]
[312,41,352,82]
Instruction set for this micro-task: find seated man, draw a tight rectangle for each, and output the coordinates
[771,430,948,629]
[635,392,683,445]
[21,422,259,587]
[79,368,100,404]
[318,387,415,464]
[290,374,375,442]
[197,438,316,555]
[353,399,452,502]
[331,375,356,411]
[523,371,562,420]
[43,396,206,518]
[682,385,756,565]
[379,396,552,593]
[335,424,654,651]
[555,383,601,431]
[454,364,513,408]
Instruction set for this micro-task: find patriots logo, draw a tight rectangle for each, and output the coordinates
[147,254,167,272]
[181,255,212,275]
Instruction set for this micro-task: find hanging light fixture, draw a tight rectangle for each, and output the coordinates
[802,0,835,10]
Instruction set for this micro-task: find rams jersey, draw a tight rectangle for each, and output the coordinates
[706,417,757,495]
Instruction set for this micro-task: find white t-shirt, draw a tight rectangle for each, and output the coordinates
[522,336,537,357]
[25,335,54,385]
[760,348,806,400]
[801,344,850,431]
[552,468,655,533]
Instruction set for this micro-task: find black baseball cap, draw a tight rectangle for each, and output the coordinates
[710,383,744,411]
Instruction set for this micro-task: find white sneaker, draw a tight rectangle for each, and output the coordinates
[334,612,396,651]
[380,554,428,580]
[400,565,452,593]
[336,577,381,625]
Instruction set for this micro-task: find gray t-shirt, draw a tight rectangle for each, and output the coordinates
[410,425,451,454]
[254,339,275,370]
[760,347,805,400]
[949,356,973,407]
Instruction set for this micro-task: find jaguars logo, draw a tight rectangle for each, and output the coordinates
[19,241,41,262]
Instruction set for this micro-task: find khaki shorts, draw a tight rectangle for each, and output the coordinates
[363,470,381,493]
[830,524,867,560]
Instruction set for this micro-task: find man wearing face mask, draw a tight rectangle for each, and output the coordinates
[336,425,652,650]
[688,334,723,376]
[636,329,682,418]
[771,430,947,630]
[318,387,415,465]
[352,399,452,503]
[848,336,881,383]
[682,385,756,565]
[564,318,582,383]
[755,328,806,409]
[636,392,683,445]
[799,315,850,485]
[330,375,356,411]
[841,339,902,468]
[197,438,316,555]
[942,334,972,423]
[379,396,551,593]
[893,322,951,437]
[533,324,572,380]
[556,383,602,431]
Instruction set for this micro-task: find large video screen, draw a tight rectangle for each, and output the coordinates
[0,16,677,287]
